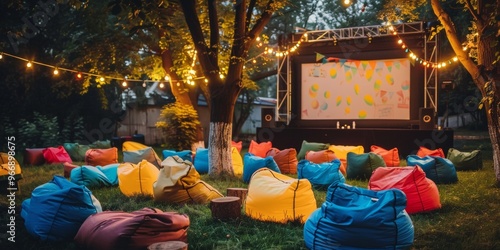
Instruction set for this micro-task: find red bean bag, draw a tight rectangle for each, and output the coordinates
[231,141,243,152]
[267,148,298,174]
[85,148,118,166]
[63,162,79,178]
[43,146,73,164]
[417,146,445,158]
[370,145,401,167]
[74,207,189,250]
[24,148,46,165]
[248,140,272,158]
[368,166,441,214]
[305,149,337,164]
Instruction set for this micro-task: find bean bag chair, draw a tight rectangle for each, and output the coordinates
[245,168,317,224]
[193,148,209,174]
[85,147,118,166]
[74,207,189,250]
[346,152,386,180]
[0,152,23,191]
[248,140,272,158]
[266,148,298,174]
[305,149,336,164]
[153,156,223,204]
[232,141,243,152]
[304,183,414,249]
[21,176,102,241]
[63,143,90,162]
[231,146,243,176]
[297,159,345,190]
[162,149,193,162]
[43,146,73,164]
[370,145,401,167]
[63,162,79,178]
[123,142,162,169]
[118,160,160,197]
[89,139,111,149]
[242,153,280,183]
[417,146,445,158]
[24,148,46,165]
[297,140,330,160]
[70,164,119,188]
[447,148,483,171]
[369,166,441,214]
[406,155,458,184]
[328,144,364,169]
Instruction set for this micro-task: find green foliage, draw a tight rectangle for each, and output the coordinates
[156,102,200,151]
[18,112,61,149]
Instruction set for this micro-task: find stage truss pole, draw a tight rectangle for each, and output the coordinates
[424,31,439,113]
[276,48,291,125]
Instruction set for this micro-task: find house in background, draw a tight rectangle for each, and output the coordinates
[116,83,276,145]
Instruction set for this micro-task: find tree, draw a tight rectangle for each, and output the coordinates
[427,0,500,186]
[179,0,287,178]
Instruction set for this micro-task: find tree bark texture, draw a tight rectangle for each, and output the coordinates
[210,196,241,221]
[431,0,500,184]
[208,122,234,178]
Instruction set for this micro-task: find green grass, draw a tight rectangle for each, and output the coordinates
[1,130,499,249]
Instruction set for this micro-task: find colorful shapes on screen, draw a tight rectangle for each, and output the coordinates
[364,94,374,106]
[401,80,410,90]
[309,88,317,98]
[336,96,342,106]
[329,68,337,79]
[346,71,352,82]
[324,91,331,99]
[386,74,394,85]
[311,100,319,109]
[358,110,367,119]
[345,107,351,114]
[320,102,328,110]
[374,79,382,91]
[346,96,352,106]
[365,69,373,81]
[354,84,360,95]
[311,83,319,92]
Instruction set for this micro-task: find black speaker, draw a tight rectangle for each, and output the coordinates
[419,107,435,130]
[261,108,275,127]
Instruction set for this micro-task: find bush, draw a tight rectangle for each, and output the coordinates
[18,112,60,148]
[156,102,200,151]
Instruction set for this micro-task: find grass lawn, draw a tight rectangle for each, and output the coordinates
[1,129,499,249]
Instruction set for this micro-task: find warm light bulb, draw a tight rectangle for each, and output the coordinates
[77,73,82,79]
[0,54,3,59]
[142,82,146,88]
[26,61,32,68]
[159,82,165,88]
[164,75,170,81]
[344,0,350,4]
[122,81,127,87]
[99,77,105,82]
[53,68,59,75]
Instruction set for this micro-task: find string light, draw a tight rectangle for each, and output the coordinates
[0,53,3,59]
[53,68,59,75]
[26,61,32,68]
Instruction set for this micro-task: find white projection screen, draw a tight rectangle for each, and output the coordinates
[300,58,411,120]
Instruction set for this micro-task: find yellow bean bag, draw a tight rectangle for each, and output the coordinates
[231,146,243,176]
[245,168,317,224]
[329,145,364,169]
[118,160,159,197]
[153,156,223,204]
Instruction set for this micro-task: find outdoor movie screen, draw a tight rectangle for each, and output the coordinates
[300,58,411,120]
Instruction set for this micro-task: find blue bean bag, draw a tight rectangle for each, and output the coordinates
[304,183,414,249]
[70,164,119,188]
[162,149,193,162]
[193,148,209,174]
[406,155,458,184]
[21,176,102,241]
[297,159,345,190]
[243,153,280,183]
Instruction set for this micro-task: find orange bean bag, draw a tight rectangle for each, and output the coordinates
[248,140,272,158]
[266,148,298,174]
[85,148,118,166]
[370,145,401,167]
[417,146,445,158]
[118,160,159,197]
[231,141,243,153]
[305,149,337,164]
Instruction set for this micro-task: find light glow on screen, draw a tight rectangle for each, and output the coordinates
[301,58,411,120]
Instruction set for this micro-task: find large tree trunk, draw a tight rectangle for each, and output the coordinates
[431,0,500,185]
[208,86,238,178]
